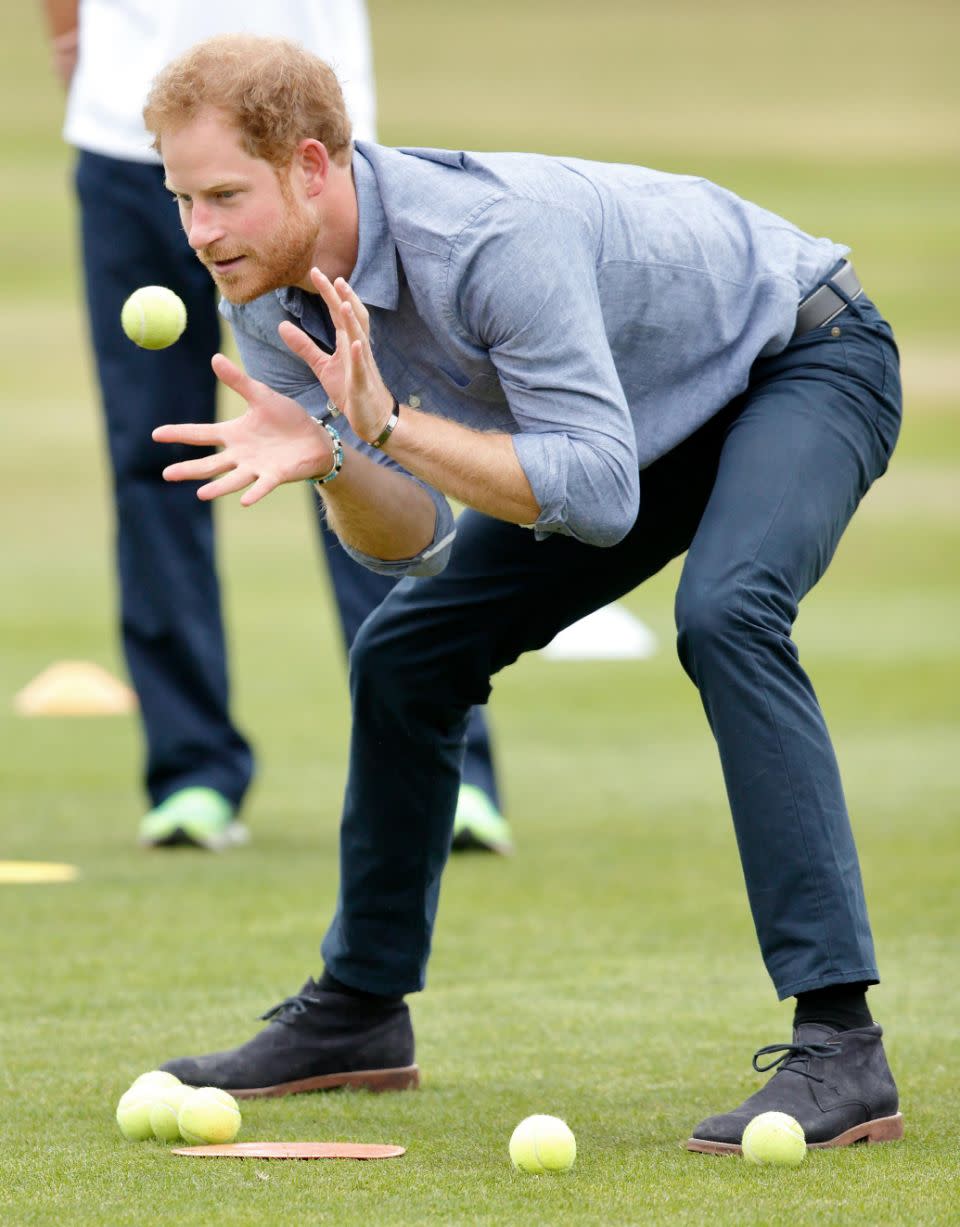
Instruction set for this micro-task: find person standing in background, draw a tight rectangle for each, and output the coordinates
[40,0,511,854]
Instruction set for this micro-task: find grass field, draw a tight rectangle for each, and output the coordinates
[1,3,958,1224]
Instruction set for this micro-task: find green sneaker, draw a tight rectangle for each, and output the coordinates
[451,784,513,855]
[138,787,249,851]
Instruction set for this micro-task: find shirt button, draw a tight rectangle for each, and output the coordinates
[831,326,841,337]
[408,394,421,408]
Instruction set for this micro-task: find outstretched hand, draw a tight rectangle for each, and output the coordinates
[152,354,334,505]
[278,269,395,444]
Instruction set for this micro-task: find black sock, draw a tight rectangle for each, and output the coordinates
[793,982,873,1032]
[318,970,402,1007]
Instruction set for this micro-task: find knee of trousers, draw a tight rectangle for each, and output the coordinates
[674,572,797,678]
[349,600,492,714]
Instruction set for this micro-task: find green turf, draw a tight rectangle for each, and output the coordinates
[1,2,958,1224]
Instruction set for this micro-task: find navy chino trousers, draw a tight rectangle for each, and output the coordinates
[75,150,498,812]
[322,287,902,1001]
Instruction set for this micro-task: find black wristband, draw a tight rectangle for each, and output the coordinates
[370,397,400,449]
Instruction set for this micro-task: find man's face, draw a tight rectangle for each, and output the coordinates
[162,108,319,304]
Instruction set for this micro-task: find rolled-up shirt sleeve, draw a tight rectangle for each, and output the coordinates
[223,298,458,577]
[449,195,640,546]
[320,400,457,577]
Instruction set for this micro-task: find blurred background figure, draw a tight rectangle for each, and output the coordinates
[41,0,510,854]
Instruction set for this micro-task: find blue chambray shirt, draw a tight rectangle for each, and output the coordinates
[222,142,847,577]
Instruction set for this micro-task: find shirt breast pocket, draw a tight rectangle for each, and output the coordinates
[434,366,505,404]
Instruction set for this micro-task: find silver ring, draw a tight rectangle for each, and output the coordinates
[326,398,341,417]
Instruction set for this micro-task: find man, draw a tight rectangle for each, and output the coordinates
[148,35,904,1151]
[41,0,509,854]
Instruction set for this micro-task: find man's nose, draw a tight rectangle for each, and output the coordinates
[186,203,225,251]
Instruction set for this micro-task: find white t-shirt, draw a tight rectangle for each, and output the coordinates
[64,0,377,161]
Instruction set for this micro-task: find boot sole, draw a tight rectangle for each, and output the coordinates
[225,1064,420,1100]
[685,1111,904,1154]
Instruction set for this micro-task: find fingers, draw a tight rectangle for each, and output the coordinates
[239,474,281,507]
[308,268,370,333]
[334,277,370,331]
[162,453,283,506]
[341,303,380,395]
[278,320,330,373]
[154,418,230,483]
[153,421,223,447]
[161,452,234,483]
[340,299,369,353]
[348,337,370,389]
[309,267,345,322]
[196,468,256,502]
[211,352,263,401]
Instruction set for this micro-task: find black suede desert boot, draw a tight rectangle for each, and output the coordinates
[160,979,419,1099]
[686,1023,903,1154]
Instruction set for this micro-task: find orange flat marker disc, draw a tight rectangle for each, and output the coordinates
[172,1142,405,1160]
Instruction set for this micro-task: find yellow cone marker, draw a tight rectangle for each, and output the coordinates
[13,661,137,716]
[0,861,79,884]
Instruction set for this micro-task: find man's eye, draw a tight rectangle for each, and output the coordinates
[216,191,237,200]
[173,194,191,206]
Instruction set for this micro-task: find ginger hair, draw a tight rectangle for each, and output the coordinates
[144,34,353,167]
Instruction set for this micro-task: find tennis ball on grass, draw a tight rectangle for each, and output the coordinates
[509,1114,576,1173]
[148,1081,193,1143]
[116,1087,156,1142]
[130,1070,182,1091]
[178,1087,242,1145]
[116,1072,183,1141]
[121,285,187,349]
[741,1111,806,1167]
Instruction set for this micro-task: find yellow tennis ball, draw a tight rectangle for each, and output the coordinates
[741,1111,806,1167]
[121,285,187,350]
[177,1087,242,1145]
[509,1114,576,1173]
[116,1072,183,1141]
[130,1070,182,1091]
[148,1081,193,1143]
[116,1087,155,1142]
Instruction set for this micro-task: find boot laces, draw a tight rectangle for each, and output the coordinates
[752,1040,840,1082]
[259,992,321,1026]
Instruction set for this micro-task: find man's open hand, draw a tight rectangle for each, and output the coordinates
[278,269,396,445]
[152,355,334,506]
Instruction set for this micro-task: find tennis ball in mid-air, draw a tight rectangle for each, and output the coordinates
[148,1081,193,1143]
[741,1111,806,1166]
[120,285,187,350]
[509,1114,577,1173]
[177,1087,242,1145]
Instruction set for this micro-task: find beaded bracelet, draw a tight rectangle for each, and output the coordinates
[313,420,343,487]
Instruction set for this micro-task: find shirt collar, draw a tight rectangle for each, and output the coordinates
[347,145,400,310]
[276,144,399,320]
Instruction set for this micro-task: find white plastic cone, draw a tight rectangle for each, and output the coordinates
[541,603,658,661]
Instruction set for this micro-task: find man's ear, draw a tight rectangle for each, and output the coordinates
[297,138,330,199]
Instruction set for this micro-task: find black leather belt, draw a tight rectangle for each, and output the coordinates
[794,260,863,337]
